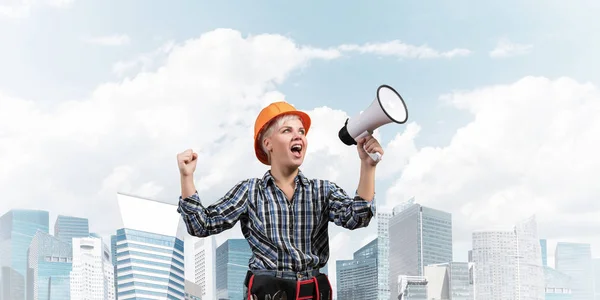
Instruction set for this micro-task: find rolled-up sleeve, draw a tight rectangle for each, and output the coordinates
[177,179,249,237]
[326,180,376,230]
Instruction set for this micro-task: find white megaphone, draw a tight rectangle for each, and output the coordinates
[338,84,408,162]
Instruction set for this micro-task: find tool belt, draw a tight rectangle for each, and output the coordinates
[244,269,332,300]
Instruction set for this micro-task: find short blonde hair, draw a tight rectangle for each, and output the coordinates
[258,114,303,164]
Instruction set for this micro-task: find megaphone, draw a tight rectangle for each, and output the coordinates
[338,84,408,162]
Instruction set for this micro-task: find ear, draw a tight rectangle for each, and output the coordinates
[262,137,273,152]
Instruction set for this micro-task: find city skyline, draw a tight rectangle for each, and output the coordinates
[1,0,599,299]
[2,191,599,299]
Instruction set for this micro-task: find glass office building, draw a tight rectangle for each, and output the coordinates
[388,204,452,299]
[424,262,473,300]
[336,238,379,300]
[215,239,252,300]
[70,236,116,300]
[27,230,73,300]
[540,239,548,266]
[377,211,393,300]
[0,209,49,300]
[543,266,572,300]
[594,259,600,300]
[472,217,545,300]
[54,215,90,244]
[555,242,594,300]
[114,228,186,300]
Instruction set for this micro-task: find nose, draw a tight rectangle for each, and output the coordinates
[292,131,303,141]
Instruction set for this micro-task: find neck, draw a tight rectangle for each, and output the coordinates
[270,164,299,186]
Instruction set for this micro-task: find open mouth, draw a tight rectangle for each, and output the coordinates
[290,144,303,157]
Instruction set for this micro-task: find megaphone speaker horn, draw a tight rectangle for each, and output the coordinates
[338,84,408,162]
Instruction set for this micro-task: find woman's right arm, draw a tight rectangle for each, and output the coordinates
[177,175,250,237]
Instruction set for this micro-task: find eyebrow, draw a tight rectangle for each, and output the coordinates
[280,126,305,131]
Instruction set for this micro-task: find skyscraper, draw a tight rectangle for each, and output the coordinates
[424,262,473,300]
[70,236,115,300]
[555,242,594,300]
[54,215,89,244]
[471,216,545,300]
[110,234,118,298]
[0,209,49,300]
[27,230,73,300]
[543,266,572,299]
[336,237,379,300]
[114,228,186,299]
[472,230,518,299]
[593,258,600,300]
[215,239,252,300]
[194,236,216,300]
[377,211,393,300]
[540,239,548,266]
[114,192,193,300]
[388,203,452,299]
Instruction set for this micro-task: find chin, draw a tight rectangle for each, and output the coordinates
[288,157,305,168]
[286,159,303,168]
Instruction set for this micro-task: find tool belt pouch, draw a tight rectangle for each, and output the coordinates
[244,271,332,300]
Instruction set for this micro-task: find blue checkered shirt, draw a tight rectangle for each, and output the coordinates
[177,169,376,272]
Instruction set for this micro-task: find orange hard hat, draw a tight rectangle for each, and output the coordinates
[254,101,311,165]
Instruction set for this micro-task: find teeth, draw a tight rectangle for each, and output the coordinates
[291,145,302,151]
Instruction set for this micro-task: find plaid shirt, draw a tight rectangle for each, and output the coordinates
[177,169,376,272]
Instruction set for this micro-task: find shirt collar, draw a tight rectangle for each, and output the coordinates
[261,169,310,188]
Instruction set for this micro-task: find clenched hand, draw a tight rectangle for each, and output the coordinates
[177,149,198,176]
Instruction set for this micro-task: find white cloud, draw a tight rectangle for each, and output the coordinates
[111,37,470,78]
[489,38,533,58]
[0,28,417,297]
[0,0,74,18]
[338,40,472,59]
[385,76,600,257]
[83,34,131,46]
[111,40,175,78]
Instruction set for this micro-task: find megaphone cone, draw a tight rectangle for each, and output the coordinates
[338,84,408,162]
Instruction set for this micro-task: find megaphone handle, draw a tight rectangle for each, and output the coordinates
[356,130,382,162]
[365,147,382,162]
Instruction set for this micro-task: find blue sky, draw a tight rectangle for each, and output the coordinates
[2,0,598,150]
[0,0,600,290]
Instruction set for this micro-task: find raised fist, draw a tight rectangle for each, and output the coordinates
[177,149,198,176]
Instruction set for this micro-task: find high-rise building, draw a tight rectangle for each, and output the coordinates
[593,258,600,300]
[514,217,545,300]
[216,239,252,300]
[543,266,572,299]
[555,242,594,300]
[114,228,186,299]
[388,203,452,299]
[397,275,428,300]
[425,262,473,300]
[110,234,118,298]
[114,192,192,300]
[0,209,49,300]
[540,239,548,266]
[1,267,25,300]
[27,230,72,300]
[184,280,203,299]
[194,236,216,300]
[472,230,518,299]
[54,215,89,244]
[377,211,393,300]
[471,216,545,300]
[70,236,115,300]
[336,238,378,300]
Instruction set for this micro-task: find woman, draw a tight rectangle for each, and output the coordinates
[177,101,382,299]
